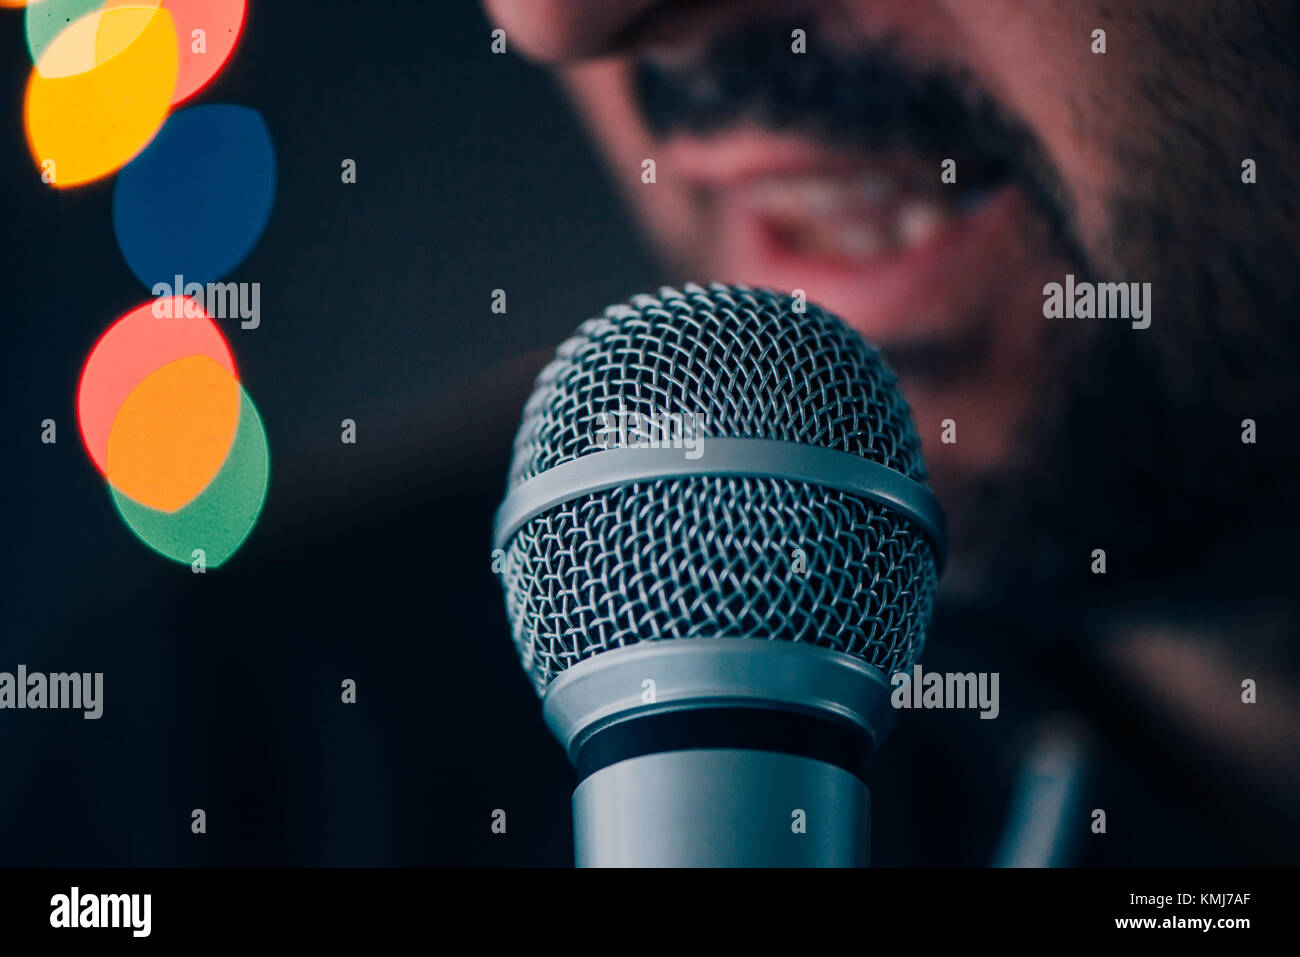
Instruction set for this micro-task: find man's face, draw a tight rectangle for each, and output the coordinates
[484,0,1299,594]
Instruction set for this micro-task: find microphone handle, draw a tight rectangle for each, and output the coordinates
[541,639,896,869]
[573,747,869,866]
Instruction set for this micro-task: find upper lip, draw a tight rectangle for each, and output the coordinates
[660,127,996,209]
[663,129,906,187]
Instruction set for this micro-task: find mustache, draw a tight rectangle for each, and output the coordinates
[632,19,1088,267]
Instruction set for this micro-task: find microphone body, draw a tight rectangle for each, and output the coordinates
[494,284,944,867]
[546,640,890,866]
[574,749,868,866]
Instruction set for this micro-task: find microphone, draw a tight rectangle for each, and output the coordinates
[493,283,945,866]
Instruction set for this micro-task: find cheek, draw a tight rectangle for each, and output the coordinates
[934,0,1128,249]
[563,63,710,267]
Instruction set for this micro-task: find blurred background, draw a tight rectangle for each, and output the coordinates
[1,1,1294,866]
[1,0,660,865]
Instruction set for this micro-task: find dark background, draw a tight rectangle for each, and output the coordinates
[1,0,656,866]
[0,1,1290,866]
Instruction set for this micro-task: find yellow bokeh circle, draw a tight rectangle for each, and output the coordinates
[25,5,177,187]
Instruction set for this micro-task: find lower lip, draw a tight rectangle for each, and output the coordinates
[715,184,1024,343]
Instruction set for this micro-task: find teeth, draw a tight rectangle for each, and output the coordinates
[798,181,844,214]
[838,223,888,257]
[896,201,950,249]
[786,205,950,261]
[784,220,889,260]
[745,174,958,262]
[746,179,810,216]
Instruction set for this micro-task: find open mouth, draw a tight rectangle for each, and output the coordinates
[735,152,1011,266]
[664,129,1027,346]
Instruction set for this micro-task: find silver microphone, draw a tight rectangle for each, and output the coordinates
[494,282,945,867]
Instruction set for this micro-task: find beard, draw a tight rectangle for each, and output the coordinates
[631,13,1300,612]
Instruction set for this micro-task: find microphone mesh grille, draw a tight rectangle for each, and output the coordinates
[501,283,938,693]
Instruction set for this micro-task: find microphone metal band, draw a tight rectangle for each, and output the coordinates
[493,437,947,567]
[574,706,876,783]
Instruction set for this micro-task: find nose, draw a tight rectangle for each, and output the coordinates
[480,0,662,62]
[481,0,804,64]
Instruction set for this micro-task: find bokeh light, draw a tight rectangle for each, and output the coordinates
[113,104,276,288]
[77,297,236,476]
[105,354,241,512]
[24,1,243,100]
[12,0,270,567]
[166,0,246,104]
[25,1,161,73]
[111,384,269,567]
[24,5,177,187]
